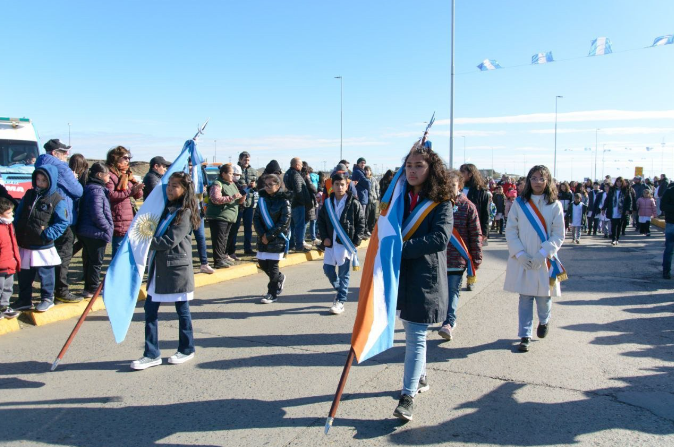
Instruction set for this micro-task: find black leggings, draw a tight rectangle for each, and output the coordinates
[258,259,281,297]
[610,218,622,242]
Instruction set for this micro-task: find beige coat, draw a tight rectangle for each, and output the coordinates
[504,194,565,297]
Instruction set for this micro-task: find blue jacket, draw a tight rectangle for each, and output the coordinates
[14,164,69,249]
[351,166,370,206]
[76,177,114,243]
[35,153,83,226]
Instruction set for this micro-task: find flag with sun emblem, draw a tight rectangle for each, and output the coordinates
[103,139,204,343]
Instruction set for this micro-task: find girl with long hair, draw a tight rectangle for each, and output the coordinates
[131,172,200,370]
[459,163,489,242]
[602,177,629,245]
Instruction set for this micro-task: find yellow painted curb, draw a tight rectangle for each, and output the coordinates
[193,263,259,288]
[0,317,20,335]
[653,218,665,229]
[27,297,107,326]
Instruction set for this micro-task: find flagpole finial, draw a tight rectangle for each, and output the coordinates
[420,112,436,147]
[193,118,210,141]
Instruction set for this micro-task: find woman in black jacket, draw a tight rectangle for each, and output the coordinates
[602,177,628,245]
[393,142,453,422]
[459,164,489,241]
[254,174,292,304]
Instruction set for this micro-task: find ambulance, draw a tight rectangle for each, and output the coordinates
[0,117,41,199]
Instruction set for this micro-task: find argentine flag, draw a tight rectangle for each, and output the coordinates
[531,51,554,64]
[103,140,204,343]
[652,35,674,46]
[588,37,613,56]
[477,59,502,71]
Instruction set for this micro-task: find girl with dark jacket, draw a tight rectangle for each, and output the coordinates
[76,163,114,297]
[131,172,201,371]
[393,142,453,422]
[602,177,629,245]
[459,164,489,241]
[557,182,573,230]
[254,174,292,304]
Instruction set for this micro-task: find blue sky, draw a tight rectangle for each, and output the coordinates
[3,0,673,181]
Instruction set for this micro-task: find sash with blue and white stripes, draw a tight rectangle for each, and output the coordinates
[258,197,290,255]
[325,196,360,271]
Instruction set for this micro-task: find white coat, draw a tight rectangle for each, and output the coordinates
[504,194,565,297]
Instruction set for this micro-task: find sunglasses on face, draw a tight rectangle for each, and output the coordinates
[264,182,277,188]
[121,156,131,161]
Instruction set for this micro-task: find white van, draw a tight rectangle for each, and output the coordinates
[0,117,41,199]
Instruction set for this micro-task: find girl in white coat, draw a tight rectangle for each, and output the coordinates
[504,165,565,352]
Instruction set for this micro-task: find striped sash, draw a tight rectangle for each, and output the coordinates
[325,196,360,271]
[258,197,289,255]
[449,228,477,285]
[402,199,440,241]
[516,197,568,286]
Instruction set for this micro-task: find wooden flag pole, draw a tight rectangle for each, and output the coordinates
[324,347,355,435]
[50,279,105,371]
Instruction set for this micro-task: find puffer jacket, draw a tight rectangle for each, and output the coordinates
[77,177,114,242]
[107,170,143,237]
[637,197,657,218]
[397,198,453,324]
[253,189,292,253]
[35,153,83,226]
[0,221,20,274]
[317,192,365,249]
[447,195,482,270]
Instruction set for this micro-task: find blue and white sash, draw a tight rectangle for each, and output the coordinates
[516,197,568,286]
[325,196,360,271]
[402,198,439,241]
[258,197,290,255]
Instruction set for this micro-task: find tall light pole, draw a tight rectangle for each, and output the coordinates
[595,128,600,181]
[554,95,563,179]
[449,0,455,169]
[334,76,343,161]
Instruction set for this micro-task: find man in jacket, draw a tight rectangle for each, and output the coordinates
[234,151,258,255]
[35,139,83,303]
[660,180,674,279]
[142,156,171,200]
[284,157,311,252]
[350,157,371,210]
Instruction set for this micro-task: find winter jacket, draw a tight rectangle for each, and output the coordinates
[14,165,68,250]
[284,168,312,209]
[557,190,573,215]
[206,180,240,223]
[142,169,163,201]
[602,188,632,219]
[465,183,490,237]
[632,182,651,204]
[504,194,565,297]
[637,197,657,218]
[592,191,606,216]
[567,202,587,227]
[587,189,600,215]
[148,205,194,296]
[35,153,83,226]
[493,192,505,214]
[661,182,674,224]
[77,177,114,243]
[253,189,292,253]
[351,166,371,206]
[236,162,258,208]
[0,221,20,274]
[369,177,380,203]
[447,195,482,271]
[317,192,365,249]
[658,178,669,199]
[107,170,143,237]
[397,198,453,324]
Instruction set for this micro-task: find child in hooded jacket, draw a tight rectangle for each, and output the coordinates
[0,197,20,319]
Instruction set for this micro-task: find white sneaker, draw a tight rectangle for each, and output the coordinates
[130,356,162,370]
[330,300,345,315]
[200,264,215,274]
[168,352,194,365]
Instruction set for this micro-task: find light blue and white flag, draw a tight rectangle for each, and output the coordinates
[652,35,674,46]
[103,139,205,343]
[588,37,613,56]
[531,51,554,64]
[477,59,503,71]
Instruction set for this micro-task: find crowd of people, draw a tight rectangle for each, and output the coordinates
[0,135,671,421]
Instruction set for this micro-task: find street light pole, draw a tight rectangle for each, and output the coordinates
[449,0,455,169]
[334,76,343,161]
[554,95,563,179]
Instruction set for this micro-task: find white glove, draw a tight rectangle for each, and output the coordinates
[531,252,547,269]
[516,253,533,270]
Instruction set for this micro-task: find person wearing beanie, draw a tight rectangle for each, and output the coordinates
[264,160,282,176]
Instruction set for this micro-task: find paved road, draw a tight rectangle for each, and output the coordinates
[1,226,673,446]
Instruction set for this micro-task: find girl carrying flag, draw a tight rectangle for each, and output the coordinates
[504,165,566,353]
[393,141,453,421]
[130,172,201,370]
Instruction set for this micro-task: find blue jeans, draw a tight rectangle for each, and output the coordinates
[144,295,195,358]
[193,219,208,265]
[111,235,125,259]
[518,295,551,338]
[663,223,674,274]
[323,261,351,302]
[17,266,55,305]
[307,219,317,241]
[291,206,306,250]
[443,273,463,326]
[402,320,428,397]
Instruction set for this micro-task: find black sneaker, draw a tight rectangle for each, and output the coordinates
[244,250,256,256]
[537,324,549,339]
[518,337,531,352]
[55,293,83,304]
[417,375,429,393]
[393,394,414,421]
[277,274,286,296]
